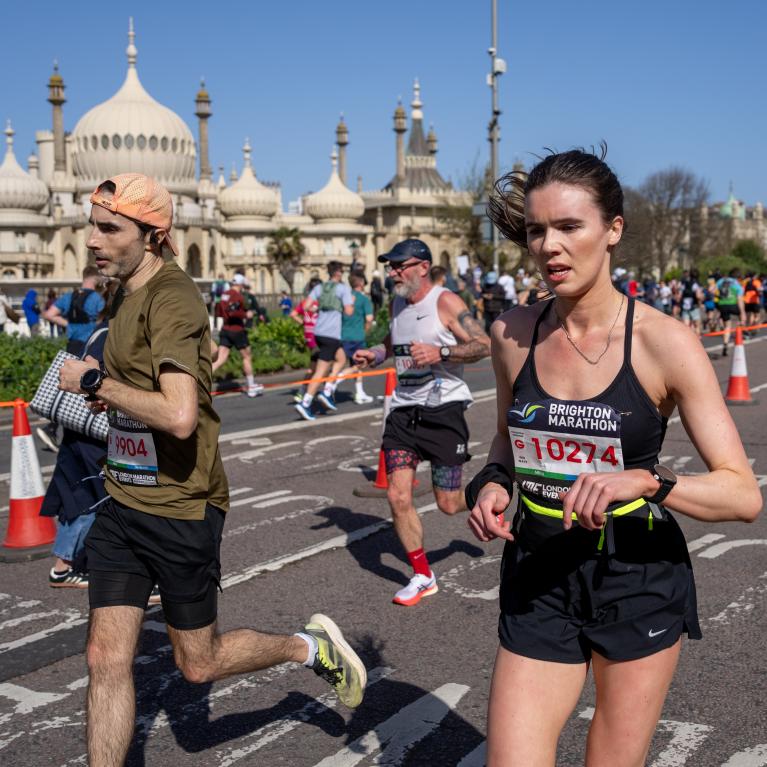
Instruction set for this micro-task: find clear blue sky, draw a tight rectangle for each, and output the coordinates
[1,0,763,207]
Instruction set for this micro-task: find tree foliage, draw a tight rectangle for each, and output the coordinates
[620,167,711,276]
[266,227,306,291]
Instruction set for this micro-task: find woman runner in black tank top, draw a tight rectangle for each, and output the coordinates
[464,149,760,767]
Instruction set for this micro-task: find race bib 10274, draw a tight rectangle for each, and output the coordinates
[507,399,624,502]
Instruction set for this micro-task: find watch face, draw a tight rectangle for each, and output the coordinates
[653,464,676,483]
[81,369,101,389]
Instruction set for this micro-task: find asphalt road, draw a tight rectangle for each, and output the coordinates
[0,334,765,766]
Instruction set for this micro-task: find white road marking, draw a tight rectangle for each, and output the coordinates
[229,489,291,508]
[722,745,767,766]
[580,707,712,766]
[229,486,254,497]
[313,682,470,767]
[221,502,438,589]
[440,555,502,601]
[686,533,726,553]
[251,494,331,509]
[705,571,767,626]
[217,667,394,767]
[217,387,496,442]
[65,676,88,691]
[697,540,767,559]
[224,502,335,538]
[223,441,302,462]
[0,683,68,724]
[0,611,86,655]
[650,720,714,767]
[0,610,63,631]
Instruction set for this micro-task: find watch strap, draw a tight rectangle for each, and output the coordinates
[645,467,673,504]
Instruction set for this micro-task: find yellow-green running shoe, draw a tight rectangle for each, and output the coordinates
[304,613,367,709]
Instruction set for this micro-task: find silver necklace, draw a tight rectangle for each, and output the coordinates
[557,293,625,366]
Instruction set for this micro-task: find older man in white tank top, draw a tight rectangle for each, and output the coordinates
[354,239,491,605]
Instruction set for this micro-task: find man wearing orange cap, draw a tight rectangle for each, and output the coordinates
[59,174,365,766]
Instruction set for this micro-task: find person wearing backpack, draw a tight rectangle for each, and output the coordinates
[716,268,746,356]
[43,265,105,355]
[212,274,263,397]
[294,260,354,420]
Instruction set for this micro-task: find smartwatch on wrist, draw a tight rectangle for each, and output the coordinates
[645,464,676,504]
[439,345,451,361]
[80,364,108,401]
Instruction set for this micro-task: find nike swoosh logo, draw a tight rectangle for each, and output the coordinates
[648,628,668,638]
[416,315,428,320]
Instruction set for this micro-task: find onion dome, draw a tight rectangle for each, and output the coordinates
[70,20,196,194]
[304,149,365,222]
[218,139,279,219]
[0,121,49,211]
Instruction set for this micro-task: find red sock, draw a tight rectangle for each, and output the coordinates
[407,547,431,578]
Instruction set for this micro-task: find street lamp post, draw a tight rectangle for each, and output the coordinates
[488,0,506,273]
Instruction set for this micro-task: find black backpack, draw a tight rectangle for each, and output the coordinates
[66,289,94,324]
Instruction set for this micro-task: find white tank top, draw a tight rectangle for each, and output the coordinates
[390,286,472,409]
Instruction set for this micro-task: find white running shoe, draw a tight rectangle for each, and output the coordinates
[247,383,264,398]
[392,573,438,606]
[353,392,374,404]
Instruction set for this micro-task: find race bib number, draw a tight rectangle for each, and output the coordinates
[107,409,159,486]
[508,399,624,501]
[393,344,433,387]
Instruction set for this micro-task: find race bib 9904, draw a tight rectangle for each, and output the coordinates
[508,399,624,501]
[107,409,159,486]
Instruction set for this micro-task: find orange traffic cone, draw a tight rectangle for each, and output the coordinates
[354,369,430,498]
[0,400,55,562]
[725,327,756,405]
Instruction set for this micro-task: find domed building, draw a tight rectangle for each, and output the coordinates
[0,21,487,293]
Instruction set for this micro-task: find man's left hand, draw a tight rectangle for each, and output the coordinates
[59,356,99,394]
[409,341,440,367]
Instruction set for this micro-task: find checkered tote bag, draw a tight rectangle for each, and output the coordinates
[29,333,109,442]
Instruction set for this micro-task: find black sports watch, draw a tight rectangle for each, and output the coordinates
[80,364,108,401]
[645,464,677,504]
[439,345,451,361]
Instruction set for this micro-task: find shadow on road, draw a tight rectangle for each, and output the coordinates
[126,631,485,766]
[311,505,484,587]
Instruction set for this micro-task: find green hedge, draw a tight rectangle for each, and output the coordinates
[0,333,66,402]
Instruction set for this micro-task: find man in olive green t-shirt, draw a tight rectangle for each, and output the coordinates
[60,174,365,766]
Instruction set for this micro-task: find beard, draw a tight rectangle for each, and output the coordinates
[393,274,420,299]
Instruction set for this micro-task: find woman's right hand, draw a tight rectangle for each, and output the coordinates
[468,482,514,542]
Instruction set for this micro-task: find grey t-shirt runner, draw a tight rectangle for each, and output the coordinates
[310,281,354,339]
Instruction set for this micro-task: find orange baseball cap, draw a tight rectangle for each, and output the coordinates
[90,173,178,258]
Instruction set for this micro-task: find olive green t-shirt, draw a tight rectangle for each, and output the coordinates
[103,261,229,520]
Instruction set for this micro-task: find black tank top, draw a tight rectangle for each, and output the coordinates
[509,298,667,510]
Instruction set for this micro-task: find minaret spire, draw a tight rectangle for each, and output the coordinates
[335,114,349,186]
[127,17,137,68]
[4,120,15,155]
[48,61,67,174]
[411,78,423,120]
[195,77,213,181]
[393,97,407,185]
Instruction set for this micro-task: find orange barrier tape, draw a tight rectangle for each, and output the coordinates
[700,321,767,338]
[0,399,28,408]
[211,366,392,397]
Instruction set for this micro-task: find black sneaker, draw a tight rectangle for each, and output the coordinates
[49,567,88,589]
[722,344,728,357]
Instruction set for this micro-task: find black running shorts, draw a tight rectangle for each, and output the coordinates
[498,513,701,663]
[314,335,344,363]
[85,497,225,630]
[219,328,250,350]
[719,306,739,322]
[382,401,470,467]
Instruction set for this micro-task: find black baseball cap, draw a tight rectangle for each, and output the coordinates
[378,238,432,264]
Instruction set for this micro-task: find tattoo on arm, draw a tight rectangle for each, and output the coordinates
[447,311,491,363]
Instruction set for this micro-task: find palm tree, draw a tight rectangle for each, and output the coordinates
[266,227,306,292]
